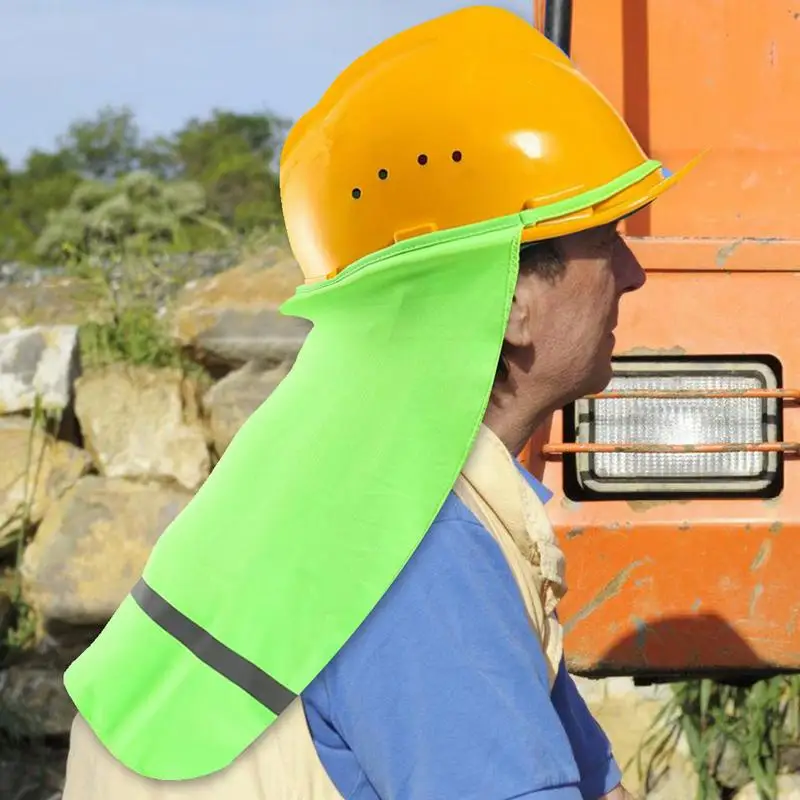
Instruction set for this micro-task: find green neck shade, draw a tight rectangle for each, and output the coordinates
[63,161,659,781]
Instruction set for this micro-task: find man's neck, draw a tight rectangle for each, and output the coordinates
[482,400,548,457]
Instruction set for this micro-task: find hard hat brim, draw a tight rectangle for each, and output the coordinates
[520,151,706,245]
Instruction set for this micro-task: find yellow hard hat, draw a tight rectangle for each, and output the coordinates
[280,5,698,283]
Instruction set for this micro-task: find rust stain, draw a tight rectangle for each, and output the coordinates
[562,559,647,636]
[750,540,772,571]
[617,345,687,357]
[630,614,650,652]
[716,238,743,267]
[548,441,799,454]
[714,237,782,267]
[749,584,764,618]
[627,498,689,512]
[787,608,799,636]
[589,388,799,400]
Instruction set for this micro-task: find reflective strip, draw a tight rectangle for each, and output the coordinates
[131,578,296,715]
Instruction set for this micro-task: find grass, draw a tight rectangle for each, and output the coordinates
[635,676,800,799]
[62,241,204,373]
[61,227,287,374]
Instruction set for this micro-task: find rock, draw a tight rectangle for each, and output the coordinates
[74,365,210,491]
[0,325,80,414]
[735,775,800,799]
[576,675,696,798]
[709,736,751,790]
[0,662,75,737]
[0,592,12,653]
[20,475,192,628]
[643,758,700,799]
[780,745,800,774]
[170,253,311,370]
[0,275,111,334]
[571,674,607,704]
[0,591,11,624]
[202,360,292,455]
[0,417,91,544]
[0,743,67,800]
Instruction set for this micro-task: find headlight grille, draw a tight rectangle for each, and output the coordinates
[558,357,794,497]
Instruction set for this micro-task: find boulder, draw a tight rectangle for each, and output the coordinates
[170,252,311,370]
[74,365,210,491]
[735,775,800,799]
[0,743,67,800]
[0,662,76,737]
[0,325,80,414]
[0,416,91,545]
[202,360,292,455]
[572,675,696,798]
[20,475,193,628]
[0,275,111,334]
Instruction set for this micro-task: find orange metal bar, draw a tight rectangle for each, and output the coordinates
[586,389,800,400]
[544,442,800,456]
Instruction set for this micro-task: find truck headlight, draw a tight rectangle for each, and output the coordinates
[569,358,782,496]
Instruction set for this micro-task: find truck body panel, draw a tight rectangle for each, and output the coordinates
[525,1,800,677]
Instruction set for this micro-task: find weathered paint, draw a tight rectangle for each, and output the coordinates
[529,271,800,674]
[562,559,650,637]
[524,0,800,677]
[750,541,772,571]
[570,0,800,249]
[618,345,687,358]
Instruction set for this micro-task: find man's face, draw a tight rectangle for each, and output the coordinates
[508,222,646,404]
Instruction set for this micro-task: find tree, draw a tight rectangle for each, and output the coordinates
[57,106,143,180]
[34,171,210,260]
[0,106,291,264]
[0,150,82,261]
[171,109,288,232]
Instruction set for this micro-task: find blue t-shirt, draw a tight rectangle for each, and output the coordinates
[302,466,621,799]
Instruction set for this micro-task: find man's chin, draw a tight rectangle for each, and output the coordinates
[582,364,614,397]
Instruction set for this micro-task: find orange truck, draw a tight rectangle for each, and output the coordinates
[522,0,800,681]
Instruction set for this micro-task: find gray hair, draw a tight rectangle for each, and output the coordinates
[494,239,567,383]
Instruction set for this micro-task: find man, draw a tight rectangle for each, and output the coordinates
[298,227,645,800]
[62,7,698,799]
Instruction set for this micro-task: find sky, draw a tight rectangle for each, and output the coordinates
[0,0,533,166]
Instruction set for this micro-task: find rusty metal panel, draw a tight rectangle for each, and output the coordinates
[525,271,800,675]
[572,0,800,243]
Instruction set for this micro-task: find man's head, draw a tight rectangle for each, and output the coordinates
[279,6,697,452]
[487,221,646,451]
[280,7,695,284]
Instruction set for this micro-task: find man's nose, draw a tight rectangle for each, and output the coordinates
[615,236,647,294]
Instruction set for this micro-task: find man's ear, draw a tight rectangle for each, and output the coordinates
[504,279,535,348]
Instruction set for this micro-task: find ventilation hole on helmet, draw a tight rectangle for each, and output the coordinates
[378,168,388,180]
[451,150,462,162]
[351,187,362,199]
[417,154,428,165]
